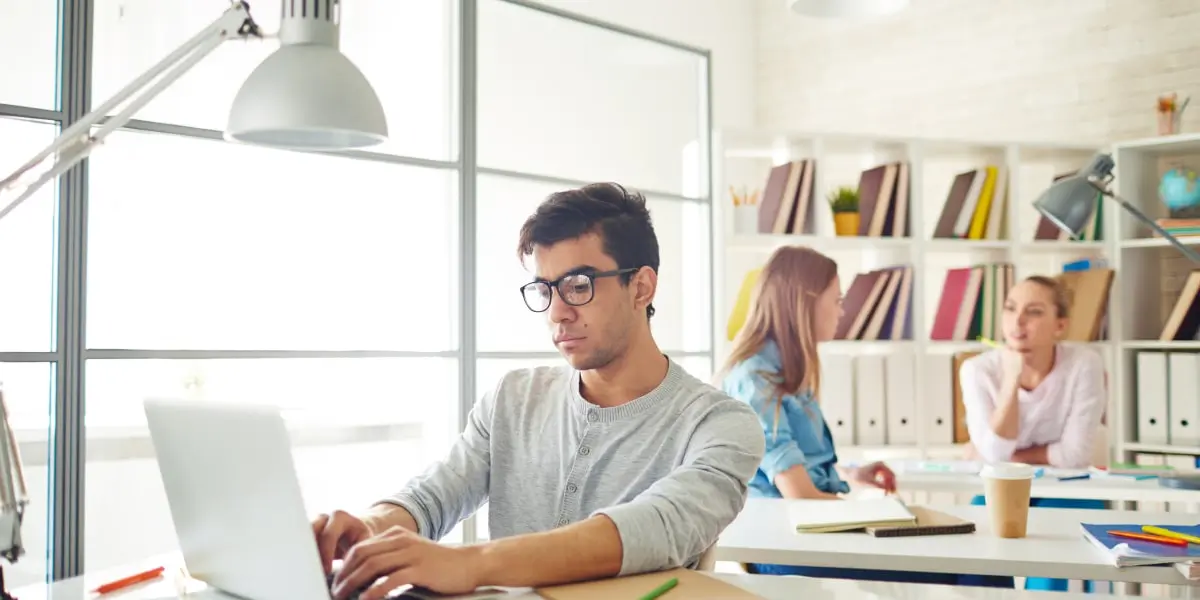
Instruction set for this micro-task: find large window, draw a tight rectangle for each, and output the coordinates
[0,0,710,584]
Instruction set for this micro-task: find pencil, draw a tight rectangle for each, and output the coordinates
[638,577,678,600]
[93,566,165,594]
[1143,525,1200,545]
[1109,530,1188,547]
[977,337,1002,349]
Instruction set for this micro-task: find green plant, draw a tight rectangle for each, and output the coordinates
[828,186,859,213]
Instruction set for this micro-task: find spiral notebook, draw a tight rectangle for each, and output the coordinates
[866,506,976,537]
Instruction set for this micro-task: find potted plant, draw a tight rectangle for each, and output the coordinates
[828,186,860,236]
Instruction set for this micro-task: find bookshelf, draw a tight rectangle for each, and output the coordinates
[1109,133,1200,469]
[711,128,1113,463]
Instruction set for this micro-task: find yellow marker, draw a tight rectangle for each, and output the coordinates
[977,337,1002,349]
[1142,525,1200,545]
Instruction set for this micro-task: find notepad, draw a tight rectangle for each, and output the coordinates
[788,497,918,533]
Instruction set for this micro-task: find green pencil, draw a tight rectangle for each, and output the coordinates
[638,577,678,600]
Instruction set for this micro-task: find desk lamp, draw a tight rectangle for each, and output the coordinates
[1033,154,1200,491]
[0,0,388,592]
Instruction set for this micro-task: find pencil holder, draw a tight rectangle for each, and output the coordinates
[734,203,758,235]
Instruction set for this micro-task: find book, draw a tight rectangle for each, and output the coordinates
[788,496,917,533]
[1081,524,1200,567]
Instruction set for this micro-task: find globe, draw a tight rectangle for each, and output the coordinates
[1160,168,1200,211]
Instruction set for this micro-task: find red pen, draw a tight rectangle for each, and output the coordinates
[92,566,165,595]
[1108,530,1188,547]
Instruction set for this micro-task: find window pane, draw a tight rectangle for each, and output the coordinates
[0,117,57,352]
[84,357,459,571]
[1,362,53,588]
[92,0,455,160]
[478,0,705,196]
[476,175,710,353]
[0,0,57,108]
[87,131,457,351]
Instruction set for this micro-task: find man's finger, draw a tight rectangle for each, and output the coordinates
[337,533,416,584]
[314,514,338,573]
[334,547,417,600]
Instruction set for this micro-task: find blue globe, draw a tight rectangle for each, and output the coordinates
[1160,168,1200,211]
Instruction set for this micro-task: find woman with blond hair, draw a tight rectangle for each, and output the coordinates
[719,246,1008,587]
[961,274,1107,592]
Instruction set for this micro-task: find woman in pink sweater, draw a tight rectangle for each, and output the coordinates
[960,274,1107,592]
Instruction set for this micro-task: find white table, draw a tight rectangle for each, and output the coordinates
[893,471,1200,505]
[717,498,1200,587]
[10,560,1110,600]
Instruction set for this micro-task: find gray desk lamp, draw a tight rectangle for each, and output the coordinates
[1033,153,1200,490]
[1033,153,1200,263]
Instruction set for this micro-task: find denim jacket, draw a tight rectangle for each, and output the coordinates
[720,340,849,497]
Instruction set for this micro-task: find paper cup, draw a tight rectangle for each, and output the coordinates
[980,462,1034,538]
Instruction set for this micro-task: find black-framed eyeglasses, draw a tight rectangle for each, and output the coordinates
[520,268,639,313]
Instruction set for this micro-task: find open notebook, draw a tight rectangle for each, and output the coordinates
[788,497,918,533]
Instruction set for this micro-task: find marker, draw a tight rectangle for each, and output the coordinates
[1143,526,1200,545]
[638,577,678,600]
[92,566,165,595]
[1109,530,1188,547]
[1058,474,1091,481]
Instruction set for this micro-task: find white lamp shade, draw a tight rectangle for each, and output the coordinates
[788,0,909,18]
[225,44,388,150]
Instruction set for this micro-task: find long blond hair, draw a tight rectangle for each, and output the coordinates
[718,246,838,435]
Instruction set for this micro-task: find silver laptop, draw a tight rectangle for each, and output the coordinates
[144,398,331,600]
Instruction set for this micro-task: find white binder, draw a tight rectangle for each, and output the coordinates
[819,353,856,446]
[1136,352,1170,445]
[923,355,955,445]
[854,356,887,446]
[884,354,916,444]
[1167,352,1200,447]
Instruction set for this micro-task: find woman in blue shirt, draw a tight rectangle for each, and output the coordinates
[718,246,1010,588]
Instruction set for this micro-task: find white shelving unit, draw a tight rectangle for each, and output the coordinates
[1109,133,1200,465]
[711,128,1112,462]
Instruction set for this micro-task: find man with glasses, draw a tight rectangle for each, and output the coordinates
[313,183,764,598]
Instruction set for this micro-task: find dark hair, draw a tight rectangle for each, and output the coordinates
[516,182,660,319]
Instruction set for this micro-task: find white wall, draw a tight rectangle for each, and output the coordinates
[4,0,759,588]
[754,0,1200,145]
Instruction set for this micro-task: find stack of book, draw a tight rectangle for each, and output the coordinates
[834,265,914,341]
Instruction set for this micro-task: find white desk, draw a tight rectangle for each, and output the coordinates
[11,561,1109,600]
[717,498,1200,587]
[893,471,1200,505]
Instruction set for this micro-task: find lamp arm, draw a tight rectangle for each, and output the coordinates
[0,1,261,223]
[1103,188,1200,264]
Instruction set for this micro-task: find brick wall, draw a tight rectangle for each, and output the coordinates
[755,0,1200,145]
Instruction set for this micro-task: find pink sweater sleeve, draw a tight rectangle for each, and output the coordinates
[959,355,1019,463]
[1047,351,1106,468]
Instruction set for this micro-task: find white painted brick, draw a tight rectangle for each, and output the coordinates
[755,0,1200,144]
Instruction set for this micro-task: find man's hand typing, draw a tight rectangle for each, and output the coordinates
[331,527,482,600]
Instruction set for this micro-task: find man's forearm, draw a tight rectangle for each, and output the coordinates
[362,502,420,537]
[470,515,623,588]
[1012,445,1049,466]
